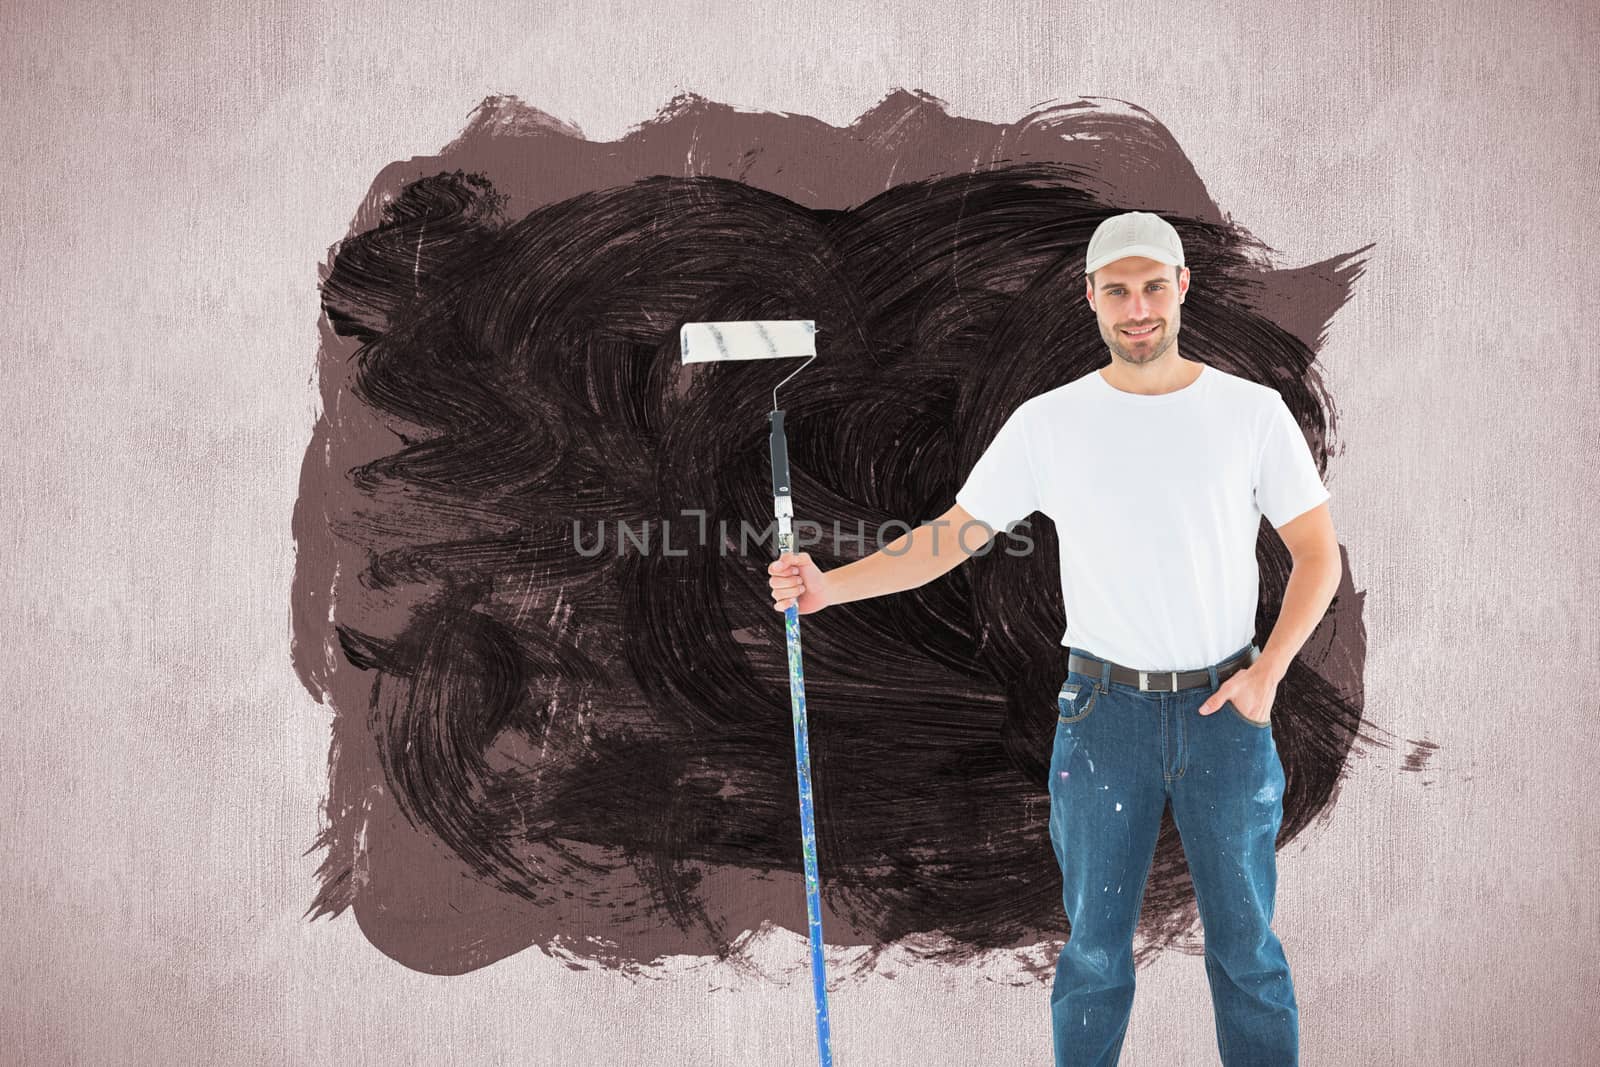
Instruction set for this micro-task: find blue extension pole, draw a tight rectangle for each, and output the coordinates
[771,409,833,1067]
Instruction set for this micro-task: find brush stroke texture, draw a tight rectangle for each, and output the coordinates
[290,90,1371,978]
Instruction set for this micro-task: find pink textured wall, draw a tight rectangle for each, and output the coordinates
[3,0,1596,1063]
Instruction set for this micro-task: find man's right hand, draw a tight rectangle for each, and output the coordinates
[767,551,832,614]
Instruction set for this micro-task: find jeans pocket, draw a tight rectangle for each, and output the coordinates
[1058,680,1100,724]
[1225,698,1272,729]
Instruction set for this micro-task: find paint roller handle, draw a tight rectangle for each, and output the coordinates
[769,410,828,613]
[769,410,792,497]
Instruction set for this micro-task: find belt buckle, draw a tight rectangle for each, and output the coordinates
[1138,670,1178,692]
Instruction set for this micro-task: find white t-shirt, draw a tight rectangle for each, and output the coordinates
[954,362,1330,672]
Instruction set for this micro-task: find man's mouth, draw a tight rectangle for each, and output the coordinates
[1121,324,1158,338]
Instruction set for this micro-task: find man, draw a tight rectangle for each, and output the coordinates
[768,210,1341,1066]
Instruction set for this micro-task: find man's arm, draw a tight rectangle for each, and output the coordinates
[1253,500,1342,682]
[826,502,992,604]
[768,503,993,611]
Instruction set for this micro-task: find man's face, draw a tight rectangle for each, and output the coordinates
[1086,257,1187,366]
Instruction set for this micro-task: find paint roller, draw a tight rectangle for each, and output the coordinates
[679,319,833,1067]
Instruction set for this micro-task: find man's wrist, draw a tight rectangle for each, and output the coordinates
[1254,652,1292,684]
[1253,647,1291,684]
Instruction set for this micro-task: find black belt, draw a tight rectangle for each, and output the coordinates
[1067,644,1260,693]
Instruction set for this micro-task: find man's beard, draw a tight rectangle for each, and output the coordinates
[1103,305,1180,365]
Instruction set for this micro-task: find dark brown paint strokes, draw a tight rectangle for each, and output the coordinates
[290,89,1372,979]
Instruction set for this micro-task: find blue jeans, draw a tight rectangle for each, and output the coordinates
[1047,643,1298,1065]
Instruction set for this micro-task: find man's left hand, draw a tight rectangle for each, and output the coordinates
[1197,664,1278,725]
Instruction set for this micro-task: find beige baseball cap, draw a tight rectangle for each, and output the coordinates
[1085,211,1185,275]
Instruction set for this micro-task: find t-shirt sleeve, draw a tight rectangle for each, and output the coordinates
[955,405,1040,532]
[1254,393,1331,528]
